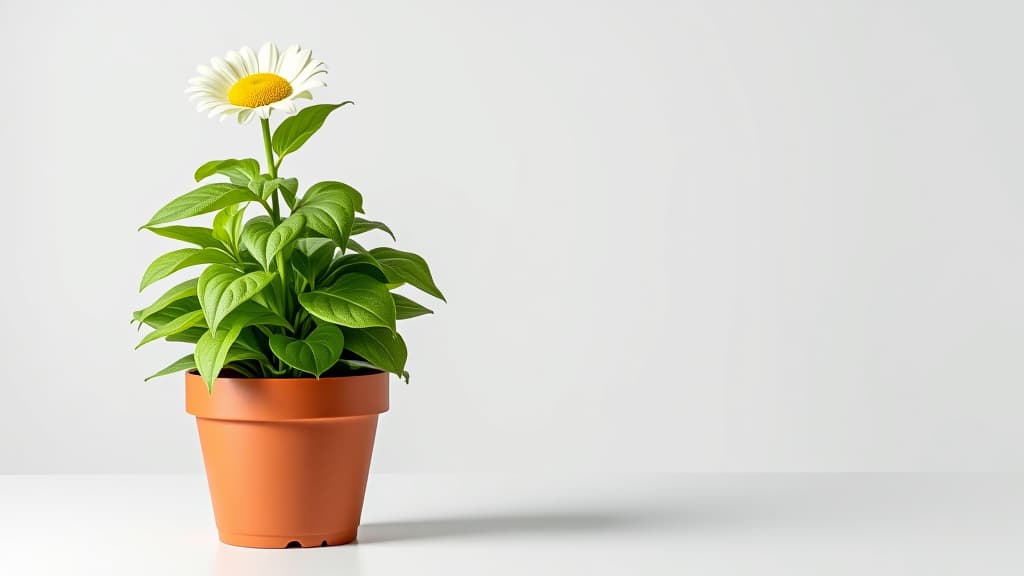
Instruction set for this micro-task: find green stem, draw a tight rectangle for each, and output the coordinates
[276,251,290,329]
[260,118,281,224]
[257,199,274,217]
[260,118,277,179]
[259,117,291,338]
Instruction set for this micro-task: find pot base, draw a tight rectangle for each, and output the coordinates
[219,530,358,548]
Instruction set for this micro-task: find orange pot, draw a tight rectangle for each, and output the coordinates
[185,371,388,548]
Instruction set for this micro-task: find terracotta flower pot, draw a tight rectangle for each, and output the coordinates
[185,370,388,548]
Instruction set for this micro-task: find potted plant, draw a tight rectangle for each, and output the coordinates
[133,42,444,548]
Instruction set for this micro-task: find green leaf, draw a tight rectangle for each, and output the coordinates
[239,214,305,270]
[248,175,287,201]
[144,226,220,249]
[265,213,306,265]
[347,239,369,254]
[140,297,201,327]
[269,324,344,378]
[139,248,235,291]
[294,181,362,249]
[229,300,291,328]
[133,278,198,324]
[324,253,388,284]
[135,309,205,349]
[393,293,434,319]
[166,327,207,344]
[233,328,272,361]
[145,345,265,382]
[368,247,445,301]
[193,304,277,391]
[237,248,261,268]
[335,358,409,383]
[211,204,246,250]
[239,216,274,270]
[224,347,270,366]
[142,183,256,228]
[291,238,336,286]
[194,158,260,184]
[198,264,275,333]
[145,355,196,382]
[271,102,353,158]
[298,274,397,331]
[279,178,299,209]
[351,217,396,241]
[343,327,408,375]
[250,274,285,317]
[195,324,246,392]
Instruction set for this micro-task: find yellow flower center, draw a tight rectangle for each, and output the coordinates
[227,73,293,108]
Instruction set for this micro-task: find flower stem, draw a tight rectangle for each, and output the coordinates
[260,118,277,178]
[260,118,281,224]
[260,117,288,374]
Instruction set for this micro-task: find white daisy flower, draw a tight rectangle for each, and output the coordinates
[186,42,327,124]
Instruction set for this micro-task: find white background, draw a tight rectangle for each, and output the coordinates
[0,0,1020,474]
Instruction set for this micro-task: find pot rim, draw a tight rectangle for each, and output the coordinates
[185,370,389,422]
[184,367,386,382]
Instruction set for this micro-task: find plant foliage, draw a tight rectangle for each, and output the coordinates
[135,104,443,391]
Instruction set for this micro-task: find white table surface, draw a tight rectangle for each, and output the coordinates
[0,473,1020,575]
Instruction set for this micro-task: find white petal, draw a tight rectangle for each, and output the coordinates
[210,57,241,83]
[257,42,280,74]
[185,85,223,96]
[187,84,226,97]
[190,72,228,86]
[237,109,255,124]
[286,53,320,85]
[292,75,327,94]
[278,46,312,84]
[197,63,234,88]
[292,59,325,79]
[257,105,273,119]
[270,99,297,115]
[187,92,225,104]
[206,102,237,117]
[195,99,225,112]
[193,94,221,103]
[292,65,327,88]
[289,85,323,99]
[298,61,327,79]
[239,46,259,74]
[275,45,298,72]
[187,91,226,104]
[192,95,218,106]
[223,50,249,78]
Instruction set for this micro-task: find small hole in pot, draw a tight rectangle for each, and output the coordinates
[321,540,328,547]
[286,540,302,548]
